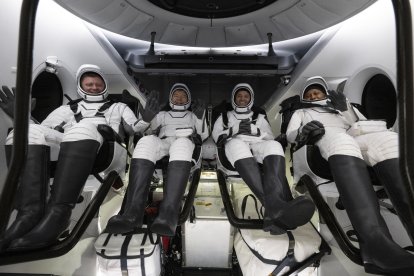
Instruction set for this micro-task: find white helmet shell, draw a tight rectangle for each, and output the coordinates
[76,64,108,102]
[169,83,191,111]
[231,83,254,113]
[301,76,329,106]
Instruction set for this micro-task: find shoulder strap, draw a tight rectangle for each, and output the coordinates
[222,111,229,129]
[95,100,115,117]
[70,99,114,122]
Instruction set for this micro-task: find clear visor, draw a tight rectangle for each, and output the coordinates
[170,88,190,105]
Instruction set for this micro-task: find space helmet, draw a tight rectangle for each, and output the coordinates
[76,64,108,102]
[301,76,329,106]
[169,83,191,111]
[231,83,254,113]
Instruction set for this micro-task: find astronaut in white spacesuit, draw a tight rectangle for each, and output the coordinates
[0,64,159,250]
[286,76,414,275]
[212,83,315,235]
[106,83,208,236]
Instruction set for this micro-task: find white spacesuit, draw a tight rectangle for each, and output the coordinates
[286,76,414,275]
[286,77,397,166]
[107,83,208,236]
[212,83,315,235]
[0,64,153,251]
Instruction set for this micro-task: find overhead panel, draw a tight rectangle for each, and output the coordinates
[160,23,198,46]
[271,0,374,40]
[225,23,263,47]
[196,27,226,47]
[55,0,153,38]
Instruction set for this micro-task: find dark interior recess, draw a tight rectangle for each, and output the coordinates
[362,74,397,128]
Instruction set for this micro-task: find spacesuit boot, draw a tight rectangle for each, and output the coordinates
[234,157,281,234]
[0,145,49,251]
[150,160,191,236]
[373,158,414,245]
[329,155,414,275]
[261,155,315,234]
[106,158,154,234]
[8,140,99,250]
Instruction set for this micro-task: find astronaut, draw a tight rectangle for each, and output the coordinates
[0,64,159,250]
[106,83,208,236]
[212,83,315,235]
[286,76,414,275]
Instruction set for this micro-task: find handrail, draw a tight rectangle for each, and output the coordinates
[178,168,201,225]
[0,171,119,265]
[0,0,39,234]
[300,174,362,265]
[392,0,414,232]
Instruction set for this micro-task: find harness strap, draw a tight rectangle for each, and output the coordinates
[271,231,297,276]
[238,229,296,272]
[222,110,260,130]
[120,234,133,274]
[140,248,146,276]
[71,100,114,122]
[241,194,262,219]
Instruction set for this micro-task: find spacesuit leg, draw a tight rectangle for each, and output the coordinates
[251,141,315,234]
[357,131,414,245]
[225,138,264,199]
[9,122,102,250]
[106,135,162,234]
[0,125,55,251]
[226,138,285,234]
[323,133,414,274]
[150,137,194,236]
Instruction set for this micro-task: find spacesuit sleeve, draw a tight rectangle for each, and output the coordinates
[212,115,229,143]
[149,112,163,134]
[120,104,149,135]
[286,110,305,144]
[193,113,209,141]
[41,105,75,129]
[253,114,275,140]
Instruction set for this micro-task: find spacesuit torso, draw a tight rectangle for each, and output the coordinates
[286,106,359,144]
[212,109,274,143]
[151,110,208,140]
[41,100,148,140]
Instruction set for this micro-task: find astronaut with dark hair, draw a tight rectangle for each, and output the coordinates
[286,76,414,275]
[0,64,159,250]
[106,83,208,237]
[212,83,315,235]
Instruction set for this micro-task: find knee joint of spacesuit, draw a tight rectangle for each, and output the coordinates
[62,121,103,144]
[6,124,50,146]
[225,138,253,166]
[261,140,284,158]
[366,131,399,164]
[318,132,362,159]
[169,137,195,162]
[133,135,160,162]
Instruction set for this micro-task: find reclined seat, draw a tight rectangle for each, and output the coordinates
[212,102,330,276]
[113,99,205,232]
[149,135,203,226]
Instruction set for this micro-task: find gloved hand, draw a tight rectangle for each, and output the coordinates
[238,119,251,135]
[327,89,347,112]
[296,120,325,146]
[0,86,16,119]
[142,90,160,123]
[192,99,205,120]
